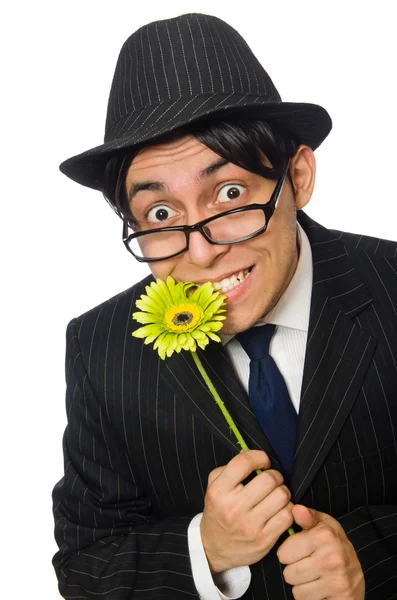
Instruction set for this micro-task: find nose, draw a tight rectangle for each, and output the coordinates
[185,229,230,268]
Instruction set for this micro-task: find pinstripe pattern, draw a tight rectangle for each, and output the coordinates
[59,14,332,190]
[53,211,397,599]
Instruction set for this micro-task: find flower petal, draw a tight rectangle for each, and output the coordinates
[153,331,168,350]
[206,321,224,332]
[157,332,174,355]
[132,324,164,339]
[166,334,178,357]
[190,282,212,305]
[145,285,167,309]
[204,297,227,318]
[150,280,173,305]
[165,276,177,301]
[203,290,221,309]
[206,331,222,342]
[132,311,159,324]
[197,337,209,350]
[143,333,160,344]
[182,282,196,295]
[169,279,195,304]
[188,337,197,352]
[178,333,187,346]
[191,330,207,341]
[156,278,174,304]
[135,296,164,315]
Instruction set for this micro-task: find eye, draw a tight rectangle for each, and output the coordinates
[146,204,177,224]
[217,184,246,203]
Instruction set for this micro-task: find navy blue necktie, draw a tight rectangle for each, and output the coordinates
[237,324,297,477]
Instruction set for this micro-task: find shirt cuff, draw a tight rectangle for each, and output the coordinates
[188,513,251,600]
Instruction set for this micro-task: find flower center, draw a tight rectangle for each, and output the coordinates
[173,311,192,326]
[165,303,202,331]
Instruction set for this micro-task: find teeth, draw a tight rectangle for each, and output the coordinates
[212,269,251,293]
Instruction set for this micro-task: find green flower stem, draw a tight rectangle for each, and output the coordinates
[191,349,295,536]
[191,350,250,452]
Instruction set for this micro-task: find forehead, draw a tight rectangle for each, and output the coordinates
[127,135,218,179]
[125,135,272,199]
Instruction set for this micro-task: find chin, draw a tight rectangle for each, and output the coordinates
[222,312,261,335]
[222,295,276,334]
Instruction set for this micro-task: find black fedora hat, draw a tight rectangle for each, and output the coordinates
[60,13,332,191]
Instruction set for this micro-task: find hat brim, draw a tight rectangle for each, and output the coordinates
[60,93,332,190]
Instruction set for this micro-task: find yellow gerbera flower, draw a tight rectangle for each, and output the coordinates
[132,276,227,359]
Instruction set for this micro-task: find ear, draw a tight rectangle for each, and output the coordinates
[289,145,316,210]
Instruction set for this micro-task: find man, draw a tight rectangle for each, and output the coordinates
[52,13,397,600]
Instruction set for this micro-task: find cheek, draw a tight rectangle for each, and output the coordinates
[149,265,166,281]
[149,259,178,281]
[265,196,297,254]
[253,220,298,288]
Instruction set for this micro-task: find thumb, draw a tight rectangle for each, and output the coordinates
[292,505,325,530]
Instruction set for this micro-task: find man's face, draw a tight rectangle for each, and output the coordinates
[126,135,309,334]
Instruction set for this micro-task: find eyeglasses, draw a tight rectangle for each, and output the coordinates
[123,162,290,263]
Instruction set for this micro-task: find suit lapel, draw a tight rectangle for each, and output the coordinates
[291,213,377,501]
[162,339,283,469]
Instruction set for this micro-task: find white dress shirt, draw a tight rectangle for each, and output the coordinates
[188,223,313,599]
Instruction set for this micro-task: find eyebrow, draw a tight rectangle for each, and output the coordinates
[128,181,166,202]
[196,157,229,182]
[127,157,230,203]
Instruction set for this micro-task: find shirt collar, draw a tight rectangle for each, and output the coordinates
[221,222,313,344]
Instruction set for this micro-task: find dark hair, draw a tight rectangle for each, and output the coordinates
[101,118,300,227]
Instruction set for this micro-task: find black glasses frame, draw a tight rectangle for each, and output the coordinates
[122,162,290,263]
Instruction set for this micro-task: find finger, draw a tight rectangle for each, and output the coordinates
[252,485,293,529]
[288,578,324,600]
[261,500,295,540]
[207,465,226,485]
[277,529,317,564]
[210,450,271,493]
[292,505,326,530]
[283,556,320,586]
[237,469,285,509]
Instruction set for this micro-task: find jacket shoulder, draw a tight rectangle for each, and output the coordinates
[298,211,396,259]
[299,211,396,310]
[333,229,397,259]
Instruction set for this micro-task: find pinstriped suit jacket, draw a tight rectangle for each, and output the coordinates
[53,211,397,599]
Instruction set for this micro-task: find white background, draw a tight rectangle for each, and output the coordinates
[2,1,396,597]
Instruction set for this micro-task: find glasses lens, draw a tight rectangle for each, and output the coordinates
[129,229,187,260]
[206,209,266,243]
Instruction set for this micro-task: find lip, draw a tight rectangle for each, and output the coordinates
[219,265,254,301]
[192,266,253,286]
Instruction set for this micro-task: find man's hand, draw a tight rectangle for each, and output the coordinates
[200,450,294,573]
[277,505,365,599]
